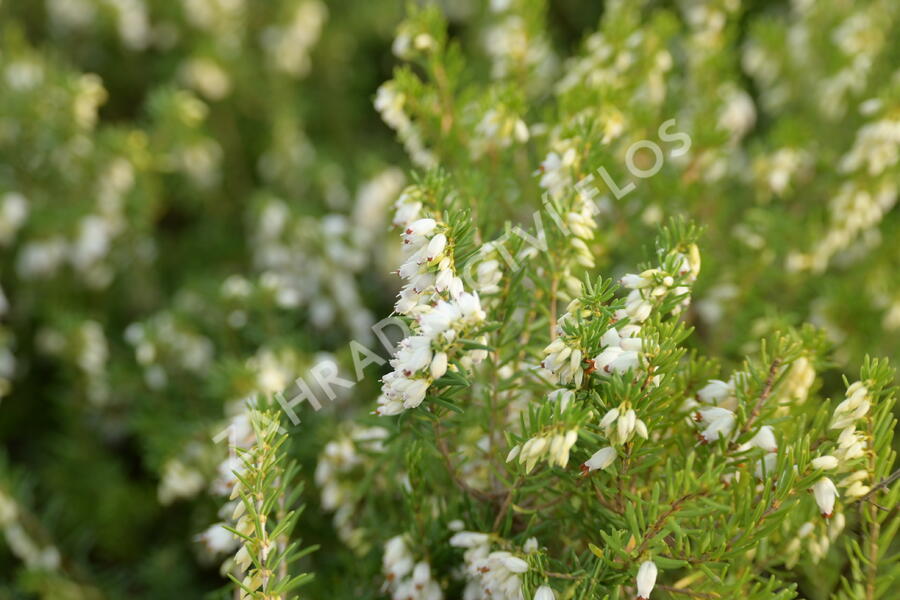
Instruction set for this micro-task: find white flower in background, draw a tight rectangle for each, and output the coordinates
[812,477,839,518]
[796,181,897,272]
[375,82,436,168]
[392,29,435,60]
[383,535,443,600]
[537,147,577,200]
[450,531,532,600]
[471,107,529,157]
[180,57,232,100]
[16,237,67,279]
[0,491,61,571]
[352,168,405,247]
[753,452,779,480]
[483,15,556,94]
[316,426,388,552]
[260,0,327,78]
[787,513,846,566]
[73,73,106,130]
[70,215,113,273]
[467,241,505,295]
[46,0,97,30]
[717,85,756,143]
[840,118,900,176]
[755,148,811,196]
[0,192,28,246]
[105,0,151,51]
[195,522,239,555]
[158,459,205,505]
[5,58,44,92]
[547,388,574,411]
[636,560,658,600]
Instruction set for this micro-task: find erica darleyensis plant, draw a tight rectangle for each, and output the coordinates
[313,3,899,600]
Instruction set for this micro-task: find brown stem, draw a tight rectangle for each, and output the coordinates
[634,492,703,558]
[492,477,522,532]
[856,467,900,504]
[741,358,782,437]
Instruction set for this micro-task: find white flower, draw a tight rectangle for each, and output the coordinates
[747,425,778,453]
[830,382,870,430]
[413,561,431,587]
[383,535,444,599]
[404,217,438,242]
[591,326,644,376]
[697,379,734,404]
[196,523,239,554]
[695,407,736,443]
[450,531,490,548]
[158,459,205,504]
[545,430,578,468]
[636,560,658,599]
[582,447,616,473]
[430,352,448,379]
[0,192,28,245]
[812,477,839,518]
[534,585,556,600]
[811,455,839,471]
[541,338,584,386]
[384,535,414,581]
[844,480,871,499]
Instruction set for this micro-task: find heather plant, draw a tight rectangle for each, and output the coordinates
[0,1,898,600]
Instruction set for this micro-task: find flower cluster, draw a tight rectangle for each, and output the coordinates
[379,292,487,414]
[376,82,436,169]
[591,324,644,376]
[506,428,578,473]
[449,531,530,600]
[808,380,877,518]
[383,535,443,600]
[619,245,701,324]
[315,425,389,552]
[378,193,490,415]
[470,106,530,158]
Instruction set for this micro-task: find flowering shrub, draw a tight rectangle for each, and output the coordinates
[0,1,898,599]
